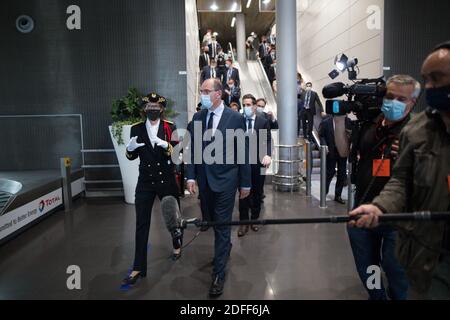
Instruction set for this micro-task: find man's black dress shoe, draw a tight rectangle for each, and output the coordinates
[209,276,225,297]
[334,196,346,205]
[200,225,210,232]
[171,250,182,261]
[121,272,146,286]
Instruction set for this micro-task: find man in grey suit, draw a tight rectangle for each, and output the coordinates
[186,78,251,297]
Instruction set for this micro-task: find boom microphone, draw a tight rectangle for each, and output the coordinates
[161,196,181,231]
[161,196,199,230]
[183,212,450,228]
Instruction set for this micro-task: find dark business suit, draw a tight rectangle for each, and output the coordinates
[261,112,279,130]
[201,66,220,84]
[222,67,240,87]
[126,120,179,275]
[199,53,210,71]
[318,117,348,198]
[223,85,241,107]
[186,106,251,280]
[208,42,222,60]
[239,115,271,221]
[299,90,323,140]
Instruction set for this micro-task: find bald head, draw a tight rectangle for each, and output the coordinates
[422,47,450,89]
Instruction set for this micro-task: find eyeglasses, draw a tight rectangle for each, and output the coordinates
[200,89,216,95]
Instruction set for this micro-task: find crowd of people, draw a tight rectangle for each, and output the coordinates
[121,30,450,301]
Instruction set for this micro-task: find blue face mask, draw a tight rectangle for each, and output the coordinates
[382,99,407,121]
[244,106,254,118]
[426,85,450,112]
[201,95,213,110]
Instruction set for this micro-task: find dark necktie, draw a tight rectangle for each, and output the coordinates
[207,112,215,130]
[247,118,253,133]
[304,91,311,109]
[206,112,215,149]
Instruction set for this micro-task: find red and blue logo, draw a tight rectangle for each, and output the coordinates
[38,200,45,213]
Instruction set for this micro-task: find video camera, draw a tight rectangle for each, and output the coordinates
[322,53,386,121]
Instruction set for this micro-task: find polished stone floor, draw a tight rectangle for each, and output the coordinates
[0,186,368,300]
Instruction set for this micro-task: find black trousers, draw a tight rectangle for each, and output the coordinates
[133,183,179,274]
[199,180,235,280]
[325,151,347,198]
[300,109,314,140]
[239,165,265,221]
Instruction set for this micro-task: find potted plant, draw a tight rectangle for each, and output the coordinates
[109,88,178,204]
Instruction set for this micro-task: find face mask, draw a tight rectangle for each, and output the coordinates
[257,107,265,114]
[146,110,161,121]
[225,64,231,69]
[426,85,450,112]
[381,99,407,121]
[244,107,254,118]
[201,94,213,110]
[306,87,312,91]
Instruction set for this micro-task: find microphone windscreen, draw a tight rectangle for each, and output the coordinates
[161,196,181,232]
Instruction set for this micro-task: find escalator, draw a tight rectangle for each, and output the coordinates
[235,59,277,118]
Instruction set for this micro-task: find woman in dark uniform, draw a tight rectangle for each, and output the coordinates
[122,93,182,286]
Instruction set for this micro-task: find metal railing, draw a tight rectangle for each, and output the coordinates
[228,42,236,63]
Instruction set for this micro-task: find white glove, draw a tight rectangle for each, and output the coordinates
[151,137,169,150]
[126,136,145,152]
[262,155,272,168]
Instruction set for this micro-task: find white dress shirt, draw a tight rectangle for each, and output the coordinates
[245,114,256,133]
[207,103,225,136]
[146,119,160,147]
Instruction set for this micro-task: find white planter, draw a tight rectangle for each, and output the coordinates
[109,125,139,204]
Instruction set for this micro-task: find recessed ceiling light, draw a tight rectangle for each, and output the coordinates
[210,3,218,11]
[231,17,236,28]
[246,0,252,9]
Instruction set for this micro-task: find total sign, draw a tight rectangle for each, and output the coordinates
[0,189,63,241]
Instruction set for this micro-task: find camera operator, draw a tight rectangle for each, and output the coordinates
[348,74,421,300]
[349,42,450,298]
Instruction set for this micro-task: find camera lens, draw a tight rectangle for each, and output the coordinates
[16,15,34,34]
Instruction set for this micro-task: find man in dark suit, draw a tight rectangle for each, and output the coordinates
[319,115,349,204]
[258,36,270,70]
[299,82,324,141]
[200,59,220,85]
[208,36,222,60]
[222,58,240,87]
[121,93,182,286]
[199,45,210,71]
[256,98,279,130]
[223,79,241,107]
[238,94,272,237]
[186,79,251,297]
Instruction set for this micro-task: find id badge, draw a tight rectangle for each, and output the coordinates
[373,159,391,177]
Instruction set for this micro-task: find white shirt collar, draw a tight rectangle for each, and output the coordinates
[208,103,225,117]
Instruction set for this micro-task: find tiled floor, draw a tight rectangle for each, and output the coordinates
[0,186,368,300]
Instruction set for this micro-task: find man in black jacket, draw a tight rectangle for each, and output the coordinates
[299,82,323,141]
[199,45,210,71]
[319,115,350,204]
[223,79,241,107]
[238,94,272,237]
[200,59,220,85]
[222,58,240,87]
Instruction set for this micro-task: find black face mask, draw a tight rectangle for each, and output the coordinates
[146,110,161,121]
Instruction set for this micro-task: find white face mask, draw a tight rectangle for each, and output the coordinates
[244,107,254,118]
